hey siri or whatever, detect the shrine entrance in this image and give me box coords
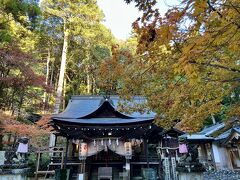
[86,149,126,180]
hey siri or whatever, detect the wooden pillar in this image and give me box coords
[72,143,75,157]
[125,158,130,180]
[35,152,41,180]
[237,144,240,159]
[61,150,64,169]
[144,138,149,168]
[64,138,69,168]
[227,147,234,169]
[199,144,208,161]
[83,159,86,173]
[53,135,58,157]
[68,140,73,157]
[80,159,86,173]
[54,135,58,146]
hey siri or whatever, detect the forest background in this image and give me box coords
[0,0,239,148]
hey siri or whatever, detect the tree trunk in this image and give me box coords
[92,75,96,94]
[50,59,54,87]
[63,78,66,110]
[50,20,68,148]
[85,45,92,94]
[17,91,25,117]
[48,58,55,110]
[53,21,69,114]
[0,135,3,151]
[43,48,51,113]
[10,89,16,113]
[86,65,91,94]
[211,114,216,124]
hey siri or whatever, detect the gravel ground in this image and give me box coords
[203,170,240,180]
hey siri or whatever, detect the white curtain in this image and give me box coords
[86,139,127,157]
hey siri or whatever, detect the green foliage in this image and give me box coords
[0,0,40,24]
[0,0,41,43]
[28,152,51,175]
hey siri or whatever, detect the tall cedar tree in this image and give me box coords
[41,0,104,114]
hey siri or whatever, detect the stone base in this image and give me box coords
[77,173,88,180]
[0,174,27,180]
[178,172,203,180]
[0,151,5,165]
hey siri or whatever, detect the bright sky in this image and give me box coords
[97,0,179,40]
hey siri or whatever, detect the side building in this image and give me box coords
[182,121,240,170]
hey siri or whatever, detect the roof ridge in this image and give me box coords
[203,122,223,129]
[71,95,120,100]
[71,95,147,99]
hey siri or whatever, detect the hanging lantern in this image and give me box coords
[124,142,132,159]
[79,142,88,160]
[116,138,119,146]
[104,145,108,152]
[131,139,135,146]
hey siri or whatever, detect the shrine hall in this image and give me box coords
[49,95,183,180]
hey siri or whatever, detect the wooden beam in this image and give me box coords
[34,170,55,174]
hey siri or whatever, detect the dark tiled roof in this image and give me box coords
[52,95,155,119]
[51,96,155,126]
[233,127,240,134]
[215,129,231,140]
[182,122,240,144]
[180,123,225,142]
[199,123,225,136]
[180,134,214,141]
